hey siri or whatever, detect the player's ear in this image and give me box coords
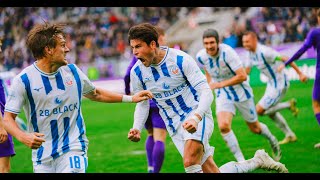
[45,46,53,56]
[150,40,157,49]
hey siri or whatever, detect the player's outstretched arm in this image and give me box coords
[84,87,153,103]
[277,56,308,83]
[209,67,247,90]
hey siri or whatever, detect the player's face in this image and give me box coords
[203,37,218,56]
[242,35,256,52]
[51,34,70,66]
[130,39,157,67]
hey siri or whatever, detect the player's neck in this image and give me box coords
[153,48,166,65]
[35,59,61,74]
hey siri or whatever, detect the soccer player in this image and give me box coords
[242,31,308,145]
[1,22,153,173]
[278,8,320,149]
[124,26,167,173]
[127,23,288,173]
[0,37,16,173]
[196,29,281,162]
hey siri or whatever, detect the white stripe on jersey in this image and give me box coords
[5,62,95,164]
[130,46,209,136]
[196,44,253,102]
[244,43,288,89]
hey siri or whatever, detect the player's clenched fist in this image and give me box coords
[0,126,8,143]
[128,128,141,142]
[22,132,46,149]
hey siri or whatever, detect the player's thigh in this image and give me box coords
[150,106,166,129]
[258,86,286,110]
[0,156,10,172]
[215,98,236,116]
[153,128,167,142]
[33,161,55,173]
[216,111,234,129]
[55,151,88,173]
[235,98,258,123]
[172,113,214,165]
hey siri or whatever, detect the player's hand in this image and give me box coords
[277,64,285,72]
[298,73,308,83]
[132,90,153,103]
[182,117,199,134]
[128,128,141,142]
[0,126,8,144]
[22,132,46,149]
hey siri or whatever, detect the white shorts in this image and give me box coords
[171,113,215,165]
[258,83,289,110]
[33,151,88,173]
[216,97,258,123]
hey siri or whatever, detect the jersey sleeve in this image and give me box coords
[183,54,213,118]
[225,48,243,71]
[195,51,205,69]
[242,51,252,68]
[73,65,96,95]
[264,46,281,62]
[124,57,138,95]
[182,54,207,89]
[4,76,26,114]
[130,66,145,95]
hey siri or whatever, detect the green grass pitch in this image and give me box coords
[10,81,320,173]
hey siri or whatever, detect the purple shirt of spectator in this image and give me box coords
[284,27,320,101]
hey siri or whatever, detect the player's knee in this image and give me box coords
[218,123,231,133]
[0,165,10,173]
[183,159,198,168]
[256,109,264,116]
[248,123,261,134]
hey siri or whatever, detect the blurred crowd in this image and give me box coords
[0,7,318,79]
[0,7,186,75]
[222,7,319,48]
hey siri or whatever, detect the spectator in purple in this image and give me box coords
[278,8,320,149]
[0,37,16,173]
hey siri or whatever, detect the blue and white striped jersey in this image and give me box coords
[196,44,253,102]
[244,43,288,89]
[5,62,95,164]
[130,46,210,136]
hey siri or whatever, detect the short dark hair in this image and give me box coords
[203,29,219,43]
[128,23,159,47]
[26,23,66,59]
[243,31,258,39]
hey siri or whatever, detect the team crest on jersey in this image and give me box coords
[65,76,73,86]
[144,76,152,81]
[171,66,179,75]
[54,97,62,104]
[162,82,170,90]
